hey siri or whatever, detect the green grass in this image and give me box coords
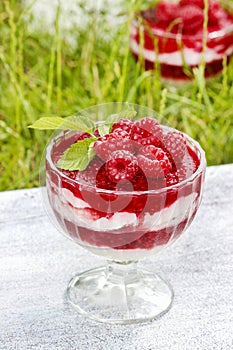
[0,0,233,191]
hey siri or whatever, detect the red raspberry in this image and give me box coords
[117,168,149,192]
[165,171,179,187]
[106,150,138,183]
[77,158,104,185]
[77,157,116,190]
[110,128,130,138]
[137,145,172,179]
[163,147,198,187]
[176,164,192,181]
[138,144,171,166]
[176,5,204,33]
[131,169,149,191]
[130,117,163,148]
[96,163,117,190]
[176,152,198,181]
[162,131,187,164]
[111,118,134,134]
[155,1,178,26]
[94,130,134,161]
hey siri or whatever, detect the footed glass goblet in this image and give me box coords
[42,103,206,324]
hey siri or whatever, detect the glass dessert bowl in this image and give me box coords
[41,103,206,324]
[130,0,233,81]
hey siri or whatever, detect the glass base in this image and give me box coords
[67,263,174,324]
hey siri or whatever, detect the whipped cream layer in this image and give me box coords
[130,37,233,66]
[49,184,197,233]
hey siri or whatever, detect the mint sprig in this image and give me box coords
[56,137,97,171]
[29,106,137,171]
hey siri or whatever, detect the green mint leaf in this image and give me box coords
[56,137,97,171]
[98,106,137,137]
[28,115,95,133]
[28,117,68,130]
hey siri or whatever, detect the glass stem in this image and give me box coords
[105,260,139,285]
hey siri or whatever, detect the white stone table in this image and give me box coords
[0,164,233,350]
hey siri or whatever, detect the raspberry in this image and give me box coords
[138,144,171,167]
[106,150,138,183]
[77,158,104,186]
[165,171,179,187]
[111,118,134,134]
[130,117,163,148]
[96,163,117,190]
[77,158,118,213]
[110,128,130,139]
[137,145,172,179]
[164,145,198,187]
[176,5,204,33]
[77,157,117,192]
[131,169,149,191]
[94,130,134,161]
[162,131,187,164]
[155,1,178,26]
[117,168,149,192]
[176,164,192,181]
[176,151,198,181]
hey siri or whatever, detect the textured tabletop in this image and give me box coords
[0,164,233,350]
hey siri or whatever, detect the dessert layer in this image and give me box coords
[48,183,197,232]
[57,209,192,257]
[130,37,233,66]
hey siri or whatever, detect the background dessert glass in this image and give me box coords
[130,0,233,81]
[41,103,206,324]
